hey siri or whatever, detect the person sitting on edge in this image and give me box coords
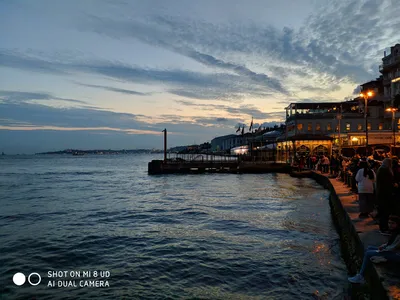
[348,215,400,284]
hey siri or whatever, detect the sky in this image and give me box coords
[1,0,399,154]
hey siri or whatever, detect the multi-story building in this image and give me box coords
[380,43,400,101]
[281,99,398,156]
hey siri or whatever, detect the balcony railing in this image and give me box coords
[382,56,400,69]
[286,112,365,121]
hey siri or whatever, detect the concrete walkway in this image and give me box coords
[325,173,400,299]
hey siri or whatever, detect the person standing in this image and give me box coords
[376,158,394,234]
[355,160,375,218]
[392,158,400,215]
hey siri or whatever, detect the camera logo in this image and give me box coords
[13,272,41,286]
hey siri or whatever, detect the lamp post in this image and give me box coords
[386,107,398,148]
[359,90,373,156]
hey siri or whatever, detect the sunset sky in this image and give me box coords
[1,0,399,153]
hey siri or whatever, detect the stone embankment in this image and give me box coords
[311,171,400,300]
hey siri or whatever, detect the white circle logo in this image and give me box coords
[28,273,41,286]
[13,273,26,286]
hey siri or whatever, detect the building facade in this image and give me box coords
[283,99,399,153]
[380,43,400,101]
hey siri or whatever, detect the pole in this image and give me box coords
[393,110,396,147]
[338,105,342,155]
[364,96,369,156]
[162,128,167,162]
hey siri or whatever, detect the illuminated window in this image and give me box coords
[346,123,351,131]
[316,123,321,131]
[367,123,371,130]
[357,124,362,130]
[379,123,383,130]
[327,123,332,131]
[398,119,400,130]
[297,123,303,131]
[335,125,339,132]
[308,123,312,131]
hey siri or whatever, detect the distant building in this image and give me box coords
[379,43,400,101]
[211,134,246,151]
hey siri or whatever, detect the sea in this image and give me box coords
[0,154,351,299]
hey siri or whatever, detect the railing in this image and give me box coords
[166,153,238,163]
[382,56,400,68]
[286,112,364,121]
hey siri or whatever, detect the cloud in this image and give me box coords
[0,50,255,102]
[75,83,151,96]
[0,90,88,105]
[175,100,285,120]
[0,95,270,140]
[78,0,400,96]
[0,101,147,130]
[0,50,68,75]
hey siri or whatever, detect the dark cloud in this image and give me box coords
[0,102,146,129]
[0,50,68,75]
[79,0,399,88]
[0,90,88,105]
[353,86,362,95]
[216,118,229,122]
[76,83,151,96]
[168,89,244,102]
[0,50,255,102]
[80,16,289,95]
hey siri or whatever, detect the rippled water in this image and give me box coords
[0,154,349,299]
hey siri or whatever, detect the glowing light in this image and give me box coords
[360,91,374,98]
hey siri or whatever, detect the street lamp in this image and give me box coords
[360,90,374,156]
[386,107,398,148]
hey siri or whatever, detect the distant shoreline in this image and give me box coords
[35,149,163,155]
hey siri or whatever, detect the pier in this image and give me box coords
[148,154,290,174]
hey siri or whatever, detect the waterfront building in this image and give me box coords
[379,44,400,102]
[279,97,399,158]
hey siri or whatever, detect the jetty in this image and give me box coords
[148,128,290,174]
[148,154,290,174]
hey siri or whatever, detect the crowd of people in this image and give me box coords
[294,150,400,285]
[296,152,400,223]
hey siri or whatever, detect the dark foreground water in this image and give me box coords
[0,154,349,299]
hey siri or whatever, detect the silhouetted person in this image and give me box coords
[376,158,394,234]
